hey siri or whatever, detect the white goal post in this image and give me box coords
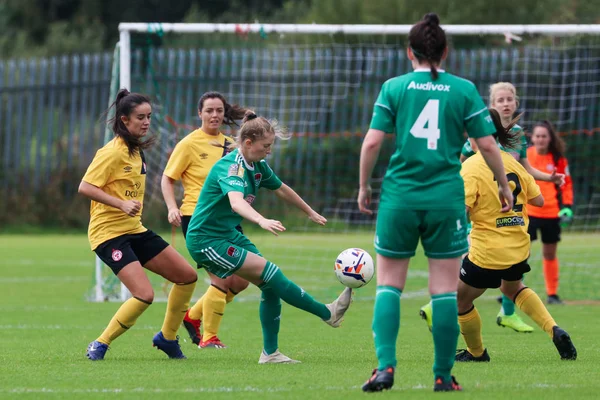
[90,22,600,302]
[117,23,600,91]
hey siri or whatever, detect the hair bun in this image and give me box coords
[116,88,131,104]
[423,13,440,26]
[243,110,258,123]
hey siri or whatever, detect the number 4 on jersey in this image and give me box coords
[410,99,440,150]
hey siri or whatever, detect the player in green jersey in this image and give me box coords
[358,13,514,393]
[185,111,353,364]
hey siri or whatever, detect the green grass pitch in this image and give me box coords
[0,232,598,399]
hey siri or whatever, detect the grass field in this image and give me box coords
[0,232,599,399]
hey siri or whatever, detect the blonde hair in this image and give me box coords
[214,110,290,151]
[489,82,520,108]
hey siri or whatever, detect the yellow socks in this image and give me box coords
[161,281,197,340]
[515,288,556,338]
[97,297,151,345]
[226,289,236,304]
[458,306,484,357]
[202,285,227,341]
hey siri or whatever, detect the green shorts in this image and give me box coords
[186,232,261,279]
[374,207,469,259]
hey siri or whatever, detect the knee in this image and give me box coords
[181,268,198,285]
[457,298,473,314]
[230,276,250,293]
[500,282,524,300]
[132,289,154,304]
[543,253,557,261]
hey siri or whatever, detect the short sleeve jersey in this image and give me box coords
[370,69,496,210]
[461,124,527,161]
[81,137,147,250]
[163,129,232,215]
[462,151,541,269]
[186,149,283,239]
[526,147,573,218]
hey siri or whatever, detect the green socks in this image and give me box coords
[501,294,515,316]
[260,261,330,321]
[259,288,281,355]
[431,292,459,382]
[372,285,402,370]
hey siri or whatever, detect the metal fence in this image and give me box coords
[1,45,599,227]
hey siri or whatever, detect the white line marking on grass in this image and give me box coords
[3,383,579,394]
[3,259,91,267]
[0,276,87,283]
[0,324,161,331]
[0,305,94,312]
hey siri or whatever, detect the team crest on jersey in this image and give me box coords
[254,173,262,187]
[112,249,123,262]
[226,246,240,258]
[228,163,245,178]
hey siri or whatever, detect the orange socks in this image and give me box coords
[543,258,559,296]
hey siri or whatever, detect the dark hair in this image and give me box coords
[408,13,447,80]
[533,120,566,161]
[105,89,155,156]
[198,91,249,127]
[489,108,522,150]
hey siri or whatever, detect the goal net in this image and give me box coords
[89,23,600,303]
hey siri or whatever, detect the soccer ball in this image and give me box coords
[334,248,374,288]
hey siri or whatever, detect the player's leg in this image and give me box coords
[541,218,561,303]
[187,237,351,362]
[179,216,204,344]
[362,208,419,393]
[500,262,576,360]
[422,209,468,392]
[87,236,154,360]
[454,256,494,362]
[140,231,197,359]
[186,224,251,348]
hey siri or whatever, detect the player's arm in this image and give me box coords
[161,175,183,227]
[227,191,285,236]
[358,128,386,214]
[522,168,545,208]
[474,136,513,212]
[78,181,140,217]
[557,157,574,225]
[520,158,565,186]
[528,194,544,207]
[162,144,189,226]
[273,183,326,226]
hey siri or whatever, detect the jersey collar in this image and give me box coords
[238,151,254,171]
[413,67,445,73]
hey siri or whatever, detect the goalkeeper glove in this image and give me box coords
[558,207,573,227]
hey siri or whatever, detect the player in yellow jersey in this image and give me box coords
[80,89,197,361]
[161,92,251,349]
[454,109,576,362]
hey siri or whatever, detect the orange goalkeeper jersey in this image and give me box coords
[526,146,573,219]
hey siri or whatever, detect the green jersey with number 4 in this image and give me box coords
[370,68,496,210]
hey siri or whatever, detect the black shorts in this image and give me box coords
[94,230,169,275]
[460,255,531,289]
[528,216,561,244]
[181,216,243,239]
